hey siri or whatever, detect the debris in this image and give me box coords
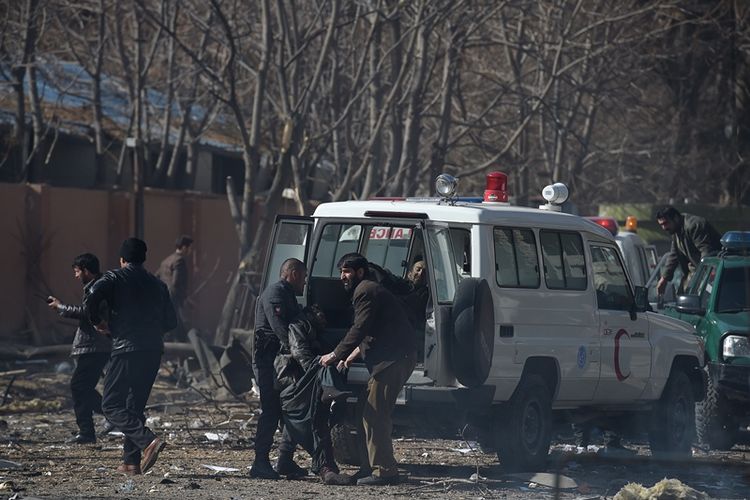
[118,479,135,493]
[614,478,709,500]
[0,459,23,470]
[185,481,201,489]
[0,480,16,491]
[54,361,73,374]
[159,478,176,484]
[505,472,578,490]
[420,452,429,458]
[469,472,486,482]
[202,464,240,472]
[204,432,229,442]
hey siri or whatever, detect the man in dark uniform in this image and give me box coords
[156,235,193,342]
[250,258,307,480]
[85,238,177,476]
[320,253,417,486]
[48,253,112,444]
[656,206,722,294]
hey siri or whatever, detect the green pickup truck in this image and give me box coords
[656,231,750,449]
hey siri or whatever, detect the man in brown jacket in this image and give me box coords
[320,253,417,486]
[156,235,193,341]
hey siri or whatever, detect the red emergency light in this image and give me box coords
[586,216,619,236]
[484,171,508,203]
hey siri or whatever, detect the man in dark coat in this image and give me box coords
[656,206,722,294]
[85,238,177,476]
[156,235,193,341]
[320,253,417,486]
[250,258,307,480]
[48,253,112,444]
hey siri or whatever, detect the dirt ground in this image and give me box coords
[1,361,749,500]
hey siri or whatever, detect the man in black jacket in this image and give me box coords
[656,206,722,294]
[48,253,112,444]
[320,253,417,486]
[250,258,307,480]
[85,238,177,476]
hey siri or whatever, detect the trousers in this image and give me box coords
[70,352,109,436]
[102,351,161,465]
[362,353,416,478]
[252,345,295,461]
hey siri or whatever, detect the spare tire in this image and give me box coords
[451,278,494,387]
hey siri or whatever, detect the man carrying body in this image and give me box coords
[85,238,177,475]
[156,235,193,342]
[250,258,307,480]
[320,253,417,486]
[48,253,112,444]
[656,206,722,295]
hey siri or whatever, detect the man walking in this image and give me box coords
[656,206,722,294]
[320,253,417,486]
[250,258,307,480]
[85,238,177,475]
[47,253,112,444]
[156,235,193,342]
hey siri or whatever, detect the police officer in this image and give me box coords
[250,258,307,480]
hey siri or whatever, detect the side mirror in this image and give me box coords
[675,294,705,316]
[633,286,649,312]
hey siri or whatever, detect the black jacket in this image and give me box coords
[56,275,112,356]
[662,213,722,280]
[85,264,177,356]
[253,280,301,354]
[333,278,416,375]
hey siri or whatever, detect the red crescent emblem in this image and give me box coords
[614,328,631,381]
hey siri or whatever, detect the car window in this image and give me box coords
[450,228,472,277]
[312,223,413,278]
[540,231,587,290]
[426,225,460,303]
[494,227,540,288]
[698,265,717,310]
[716,265,750,313]
[591,245,632,311]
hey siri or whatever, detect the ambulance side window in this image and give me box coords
[494,227,540,288]
[312,224,361,278]
[540,231,587,290]
[591,245,632,310]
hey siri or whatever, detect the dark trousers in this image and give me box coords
[252,346,295,461]
[363,354,416,478]
[70,352,109,436]
[102,351,161,465]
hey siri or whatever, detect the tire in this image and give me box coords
[696,368,737,450]
[330,421,362,466]
[648,370,695,458]
[494,375,552,471]
[451,278,495,388]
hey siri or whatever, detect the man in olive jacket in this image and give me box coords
[656,206,722,294]
[48,253,112,444]
[320,253,416,486]
[85,238,177,476]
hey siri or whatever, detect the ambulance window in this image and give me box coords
[312,223,361,277]
[591,245,632,310]
[494,227,539,288]
[540,231,587,290]
[450,228,471,276]
[362,226,412,276]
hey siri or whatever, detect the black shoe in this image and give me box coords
[351,467,373,481]
[356,473,400,486]
[320,466,352,485]
[250,459,280,480]
[275,455,307,478]
[66,433,96,444]
[99,419,116,436]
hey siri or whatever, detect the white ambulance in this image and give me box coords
[260,173,706,471]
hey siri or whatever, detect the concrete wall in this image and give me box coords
[0,183,255,345]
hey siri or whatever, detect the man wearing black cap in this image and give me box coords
[156,235,193,342]
[85,237,177,476]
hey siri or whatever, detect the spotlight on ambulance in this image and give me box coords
[539,182,569,211]
[435,174,458,199]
